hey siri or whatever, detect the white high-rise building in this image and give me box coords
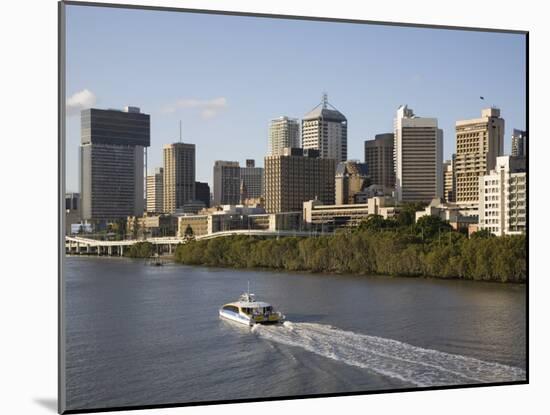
[146,167,164,213]
[269,116,300,156]
[393,105,443,203]
[302,94,347,162]
[479,156,526,236]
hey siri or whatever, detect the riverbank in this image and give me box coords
[174,229,526,283]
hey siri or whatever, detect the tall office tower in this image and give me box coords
[213,161,241,205]
[240,159,264,199]
[335,161,370,205]
[195,181,211,208]
[264,148,335,213]
[364,133,395,189]
[455,108,504,209]
[80,107,150,221]
[479,155,526,236]
[393,105,443,203]
[443,156,456,203]
[302,93,347,162]
[146,167,164,213]
[163,143,196,214]
[511,129,527,157]
[269,116,300,156]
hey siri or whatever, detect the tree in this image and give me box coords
[184,224,195,239]
[358,214,387,231]
[395,202,426,227]
[415,215,452,240]
[470,228,494,239]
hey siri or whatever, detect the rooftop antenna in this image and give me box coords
[322,92,328,109]
[179,120,182,143]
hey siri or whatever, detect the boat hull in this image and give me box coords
[219,309,254,326]
[219,309,284,326]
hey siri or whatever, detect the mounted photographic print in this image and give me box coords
[59,1,528,413]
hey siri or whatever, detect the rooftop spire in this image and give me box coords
[322,92,328,109]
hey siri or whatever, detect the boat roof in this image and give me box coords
[224,301,272,308]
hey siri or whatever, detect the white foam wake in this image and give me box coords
[252,322,525,387]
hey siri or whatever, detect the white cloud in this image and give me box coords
[161,97,228,119]
[66,89,96,116]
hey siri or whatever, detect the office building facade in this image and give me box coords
[443,156,456,203]
[455,108,504,209]
[511,129,527,157]
[195,181,211,208]
[163,143,196,214]
[364,133,395,190]
[80,107,150,221]
[213,161,241,205]
[269,116,300,156]
[394,105,443,203]
[302,94,347,162]
[335,161,370,205]
[146,167,164,214]
[240,159,264,199]
[264,148,335,213]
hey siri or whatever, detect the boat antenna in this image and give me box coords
[247,280,250,295]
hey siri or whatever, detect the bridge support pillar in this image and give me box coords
[120,245,124,256]
[168,244,172,255]
[86,245,91,254]
[108,246,112,256]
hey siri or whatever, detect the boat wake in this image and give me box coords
[251,321,525,387]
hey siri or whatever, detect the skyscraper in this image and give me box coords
[335,161,370,205]
[393,105,443,203]
[146,167,164,214]
[195,181,211,208]
[264,148,335,213]
[364,133,395,190]
[269,116,300,156]
[302,94,347,162]
[455,108,504,209]
[213,161,241,205]
[80,106,150,221]
[240,159,264,199]
[479,155,526,236]
[163,143,196,214]
[511,129,527,157]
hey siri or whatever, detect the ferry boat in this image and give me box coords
[219,289,284,326]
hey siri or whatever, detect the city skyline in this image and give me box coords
[65,5,526,192]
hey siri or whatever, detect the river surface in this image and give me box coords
[64,256,526,411]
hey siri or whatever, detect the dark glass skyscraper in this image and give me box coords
[80,107,150,221]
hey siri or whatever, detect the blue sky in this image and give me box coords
[65,4,526,192]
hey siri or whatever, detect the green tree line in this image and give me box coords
[174,214,526,283]
[125,241,155,258]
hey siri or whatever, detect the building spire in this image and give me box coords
[322,92,328,109]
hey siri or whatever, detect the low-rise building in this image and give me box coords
[178,215,209,237]
[177,207,302,237]
[127,214,178,238]
[176,200,206,215]
[415,198,479,232]
[303,196,395,231]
